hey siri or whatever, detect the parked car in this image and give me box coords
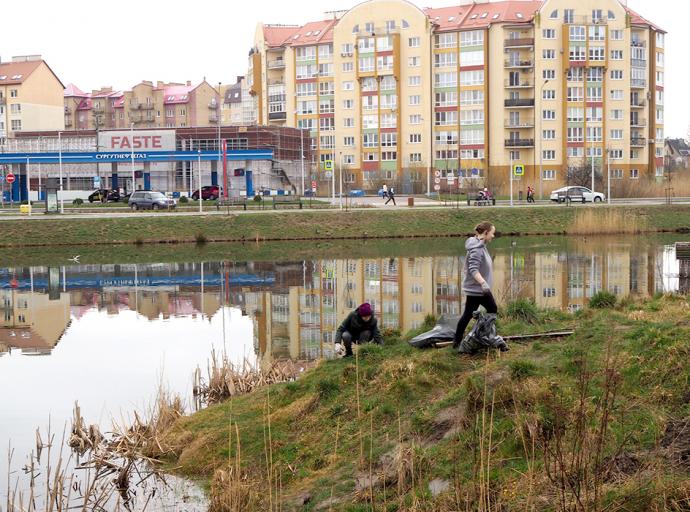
[120,192,132,203]
[128,191,177,210]
[191,185,220,201]
[88,189,120,203]
[550,186,605,203]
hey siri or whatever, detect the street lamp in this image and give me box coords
[217,82,222,196]
[130,122,135,193]
[538,79,550,200]
[58,131,64,213]
[607,144,611,204]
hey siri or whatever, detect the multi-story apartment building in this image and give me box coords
[248,0,664,195]
[0,56,64,142]
[64,80,224,131]
[222,76,258,125]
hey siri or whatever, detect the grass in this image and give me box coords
[153,294,690,511]
[0,204,690,248]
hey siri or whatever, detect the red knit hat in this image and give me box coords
[358,303,373,317]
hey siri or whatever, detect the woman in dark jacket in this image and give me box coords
[453,221,497,351]
[334,302,382,357]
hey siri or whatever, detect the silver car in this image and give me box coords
[550,186,605,203]
[128,191,177,210]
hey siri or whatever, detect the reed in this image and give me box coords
[567,207,647,235]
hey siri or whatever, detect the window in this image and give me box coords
[320,118,335,132]
[460,90,483,105]
[567,67,584,82]
[460,30,484,47]
[342,62,353,72]
[377,55,394,71]
[435,72,457,87]
[358,37,374,51]
[586,107,602,122]
[543,29,556,39]
[381,151,397,161]
[409,133,421,143]
[362,95,378,111]
[589,47,605,61]
[341,43,353,55]
[610,29,623,41]
[343,117,354,128]
[9,89,18,98]
[630,169,639,179]
[609,149,623,159]
[543,150,556,160]
[381,132,397,147]
[409,114,422,124]
[11,119,21,131]
[567,87,584,101]
[610,70,623,80]
[344,136,355,147]
[343,155,355,166]
[460,109,484,125]
[386,20,395,31]
[543,69,555,80]
[435,91,458,107]
[612,168,623,179]
[611,50,623,60]
[656,71,664,86]
[543,49,556,59]
[567,107,584,122]
[569,26,585,42]
[543,89,556,100]
[434,52,457,68]
[297,82,317,96]
[657,52,664,67]
[567,127,583,142]
[461,50,484,66]
[434,33,457,49]
[365,22,374,33]
[435,111,458,126]
[409,95,421,106]
[543,169,556,180]
[318,44,333,59]
[564,9,574,23]
[435,131,458,145]
[343,99,354,110]
[359,56,375,72]
[567,147,584,158]
[509,150,520,160]
[610,89,623,100]
[610,109,624,120]
[543,110,556,120]
[586,126,602,141]
[381,113,396,128]
[363,133,378,148]
[549,9,558,19]
[342,81,354,91]
[589,26,605,41]
[460,70,483,86]
[656,32,665,48]
[296,46,316,61]
[408,75,421,86]
[569,46,586,61]
[319,135,334,149]
[460,129,484,145]
[408,56,421,67]
[10,103,21,114]
[409,153,422,163]
[587,86,602,101]
[543,129,556,140]
[408,37,420,47]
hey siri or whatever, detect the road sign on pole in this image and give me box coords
[513,164,525,177]
[324,160,333,172]
[6,173,15,184]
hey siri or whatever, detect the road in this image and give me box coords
[0,196,687,221]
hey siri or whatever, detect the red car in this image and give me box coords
[191,185,220,200]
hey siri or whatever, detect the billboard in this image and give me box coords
[98,130,176,152]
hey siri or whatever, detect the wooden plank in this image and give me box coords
[431,330,574,348]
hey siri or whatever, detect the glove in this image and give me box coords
[481,282,491,295]
[334,343,345,356]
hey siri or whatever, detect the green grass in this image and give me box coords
[1,204,690,248]
[156,295,690,510]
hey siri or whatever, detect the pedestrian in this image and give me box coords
[334,302,383,357]
[526,186,535,203]
[385,186,396,205]
[382,183,388,201]
[453,221,498,352]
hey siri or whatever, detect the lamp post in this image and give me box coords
[217,82,222,196]
[58,131,64,213]
[339,151,343,210]
[538,79,549,200]
[198,149,203,213]
[130,122,135,193]
[300,130,305,196]
[607,145,611,204]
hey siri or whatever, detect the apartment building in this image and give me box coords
[247,0,664,195]
[0,56,64,141]
[64,80,224,131]
[222,76,258,125]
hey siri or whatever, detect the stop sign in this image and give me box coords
[6,173,15,184]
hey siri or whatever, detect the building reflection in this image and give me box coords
[0,241,682,359]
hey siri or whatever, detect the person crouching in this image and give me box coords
[334,302,383,357]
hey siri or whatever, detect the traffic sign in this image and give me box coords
[513,164,525,177]
[324,171,333,179]
[0,175,4,183]
[6,173,16,184]
[324,160,333,171]
[93,176,101,188]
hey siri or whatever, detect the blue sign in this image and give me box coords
[0,175,4,182]
[93,176,101,188]
[0,149,274,165]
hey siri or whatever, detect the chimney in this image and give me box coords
[186,80,192,86]
[236,75,245,83]
[157,81,164,88]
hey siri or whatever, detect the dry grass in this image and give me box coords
[567,208,647,235]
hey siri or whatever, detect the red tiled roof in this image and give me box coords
[625,6,663,33]
[163,84,194,104]
[425,1,542,31]
[77,98,92,111]
[64,83,87,97]
[0,60,44,85]
[289,19,337,46]
[263,25,301,47]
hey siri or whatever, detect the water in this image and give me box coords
[0,235,687,508]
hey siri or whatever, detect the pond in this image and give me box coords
[0,234,686,509]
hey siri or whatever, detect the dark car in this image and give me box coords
[191,185,220,201]
[128,191,177,210]
[88,189,120,203]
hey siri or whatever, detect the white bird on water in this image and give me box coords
[69,255,80,263]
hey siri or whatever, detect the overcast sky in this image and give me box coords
[2,0,686,137]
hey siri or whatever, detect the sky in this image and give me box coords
[2,0,687,137]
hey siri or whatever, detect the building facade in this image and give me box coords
[0,56,65,143]
[247,0,665,195]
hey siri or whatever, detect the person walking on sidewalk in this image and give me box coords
[526,186,535,203]
[385,186,396,205]
[453,221,498,352]
[382,183,388,201]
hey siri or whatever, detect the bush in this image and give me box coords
[589,290,617,309]
[504,298,539,324]
[253,194,263,203]
[195,232,208,245]
[509,360,539,380]
[72,198,84,206]
[179,196,189,204]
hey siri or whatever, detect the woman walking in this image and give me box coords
[453,221,497,352]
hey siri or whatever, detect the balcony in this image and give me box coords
[564,14,610,24]
[630,98,646,108]
[208,99,218,109]
[140,103,154,110]
[64,117,73,127]
[504,79,532,88]
[504,98,534,108]
[631,39,647,48]
[504,59,533,69]
[92,104,105,113]
[630,118,647,127]
[504,120,534,128]
[505,138,534,148]
[64,105,71,113]
[209,112,219,123]
[0,96,6,105]
[504,37,534,48]
[631,79,647,88]
[268,59,286,70]
[269,111,287,121]
[630,137,646,147]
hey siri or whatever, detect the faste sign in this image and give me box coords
[98,130,175,152]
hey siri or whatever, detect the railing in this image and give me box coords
[631,40,647,48]
[630,118,647,127]
[64,118,73,126]
[92,104,105,113]
[504,120,534,128]
[631,58,646,68]
[268,59,286,69]
[630,99,646,107]
[504,37,534,48]
[564,15,611,24]
[267,79,284,86]
[504,60,533,68]
[209,113,219,122]
[505,98,535,107]
[268,111,287,121]
[505,138,534,147]
[504,79,533,88]
[208,100,218,109]
[631,79,647,88]
[630,137,646,147]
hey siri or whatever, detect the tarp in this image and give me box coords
[408,315,460,348]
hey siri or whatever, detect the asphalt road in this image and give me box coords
[0,196,687,221]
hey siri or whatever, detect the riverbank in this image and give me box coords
[0,204,689,248]
[155,294,690,511]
